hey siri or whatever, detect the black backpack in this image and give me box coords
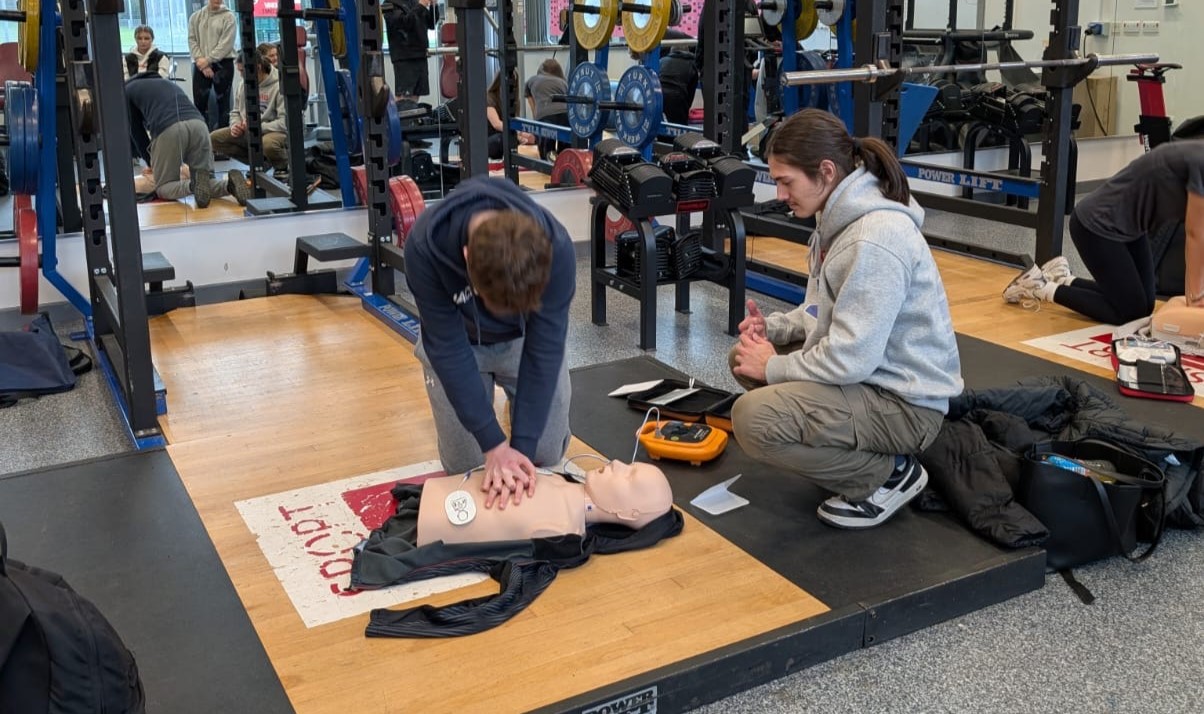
[0,314,93,408]
[0,521,146,713]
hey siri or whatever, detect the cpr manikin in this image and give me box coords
[417,460,673,546]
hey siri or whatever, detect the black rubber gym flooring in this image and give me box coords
[0,450,293,714]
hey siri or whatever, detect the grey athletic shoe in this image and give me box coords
[226,169,251,206]
[191,168,213,208]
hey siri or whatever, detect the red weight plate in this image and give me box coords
[396,179,419,240]
[605,209,636,243]
[18,203,38,314]
[398,176,426,246]
[351,165,369,204]
[392,175,421,239]
[550,149,593,187]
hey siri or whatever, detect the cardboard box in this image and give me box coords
[1073,75,1119,137]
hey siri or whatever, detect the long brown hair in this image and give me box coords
[487,70,521,116]
[539,58,565,79]
[766,109,910,205]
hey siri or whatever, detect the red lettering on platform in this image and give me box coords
[291,518,331,536]
[304,530,362,557]
[278,504,314,520]
[320,558,353,580]
[1061,340,1113,360]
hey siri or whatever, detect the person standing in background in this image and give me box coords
[385,0,436,104]
[188,0,237,131]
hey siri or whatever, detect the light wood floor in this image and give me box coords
[154,295,826,714]
[150,238,1199,713]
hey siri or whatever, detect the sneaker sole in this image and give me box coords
[193,171,213,208]
[817,467,929,530]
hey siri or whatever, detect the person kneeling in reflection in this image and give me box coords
[350,460,682,637]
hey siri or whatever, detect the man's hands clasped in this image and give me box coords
[480,442,537,510]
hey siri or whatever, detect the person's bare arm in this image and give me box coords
[486,105,503,132]
[1187,190,1204,306]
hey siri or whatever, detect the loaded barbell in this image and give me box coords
[557,62,664,147]
[758,0,819,40]
[571,0,691,54]
[781,52,1162,87]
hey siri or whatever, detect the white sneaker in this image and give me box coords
[1003,264,1047,305]
[1040,256,1074,286]
[816,456,929,529]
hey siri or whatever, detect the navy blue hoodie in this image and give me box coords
[403,177,576,458]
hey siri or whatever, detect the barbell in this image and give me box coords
[558,62,664,147]
[781,52,1162,87]
[571,0,690,54]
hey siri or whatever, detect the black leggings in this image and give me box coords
[1055,213,1156,324]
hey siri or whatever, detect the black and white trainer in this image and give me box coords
[816,455,929,529]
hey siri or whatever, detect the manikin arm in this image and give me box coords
[1186,190,1204,307]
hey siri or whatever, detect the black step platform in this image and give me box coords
[296,232,371,265]
[0,451,293,714]
[141,251,175,285]
[559,333,1203,713]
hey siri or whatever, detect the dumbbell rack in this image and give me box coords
[589,194,748,351]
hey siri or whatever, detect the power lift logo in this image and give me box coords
[1023,325,1204,397]
[914,166,1005,192]
[582,686,658,714]
[235,462,490,628]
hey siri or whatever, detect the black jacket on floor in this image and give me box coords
[918,376,1204,548]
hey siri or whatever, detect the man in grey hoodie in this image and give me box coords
[730,110,963,530]
[209,50,290,174]
[188,0,237,130]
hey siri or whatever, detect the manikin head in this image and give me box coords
[583,460,673,530]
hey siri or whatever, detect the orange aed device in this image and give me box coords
[638,420,728,466]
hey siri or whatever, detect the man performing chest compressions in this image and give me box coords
[416,460,673,545]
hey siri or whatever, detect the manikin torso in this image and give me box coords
[417,471,586,546]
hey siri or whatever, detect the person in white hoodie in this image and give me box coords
[209,49,290,174]
[730,109,964,530]
[188,0,237,130]
[123,25,170,80]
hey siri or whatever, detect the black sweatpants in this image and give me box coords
[192,58,236,131]
[1055,212,1156,324]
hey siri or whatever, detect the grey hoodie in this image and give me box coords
[230,65,287,132]
[763,166,963,414]
[187,5,236,63]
